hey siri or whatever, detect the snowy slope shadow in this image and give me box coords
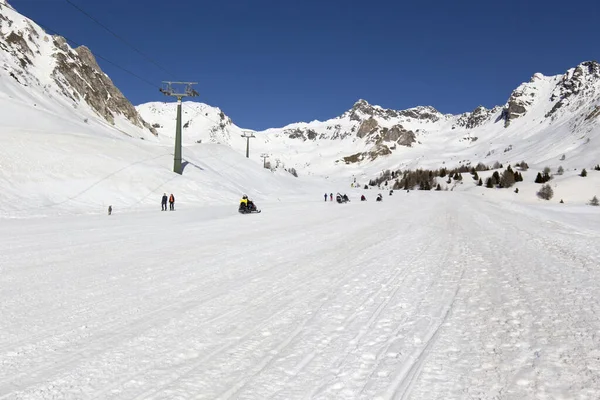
[181,160,204,172]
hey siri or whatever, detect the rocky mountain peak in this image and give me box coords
[51,39,156,134]
[347,99,385,121]
[502,76,542,127]
[456,105,498,129]
[346,99,443,123]
[557,61,600,97]
[545,61,600,119]
[397,106,442,122]
[0,2,156,136]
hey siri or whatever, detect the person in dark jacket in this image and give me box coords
[161,193,168,211]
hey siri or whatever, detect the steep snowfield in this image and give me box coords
[0,1,155,140]
[1,193,599,399]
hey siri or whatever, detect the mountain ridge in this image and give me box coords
[136,61,600,175]
[0,0,156,138]
[2,0,600,180]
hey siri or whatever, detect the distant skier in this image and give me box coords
[330,193,333,201]
[324,193,327,202]
[169,194,175,211]
[161,193,168,211]
[108,205,112,215]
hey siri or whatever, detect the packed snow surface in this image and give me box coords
[1,193,599,399]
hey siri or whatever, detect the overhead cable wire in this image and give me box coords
[64,0,175,78]
[60,0,229,126]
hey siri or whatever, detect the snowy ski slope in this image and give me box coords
[1,193,599,399]
[2,2,600,398]
[0,83,330,218]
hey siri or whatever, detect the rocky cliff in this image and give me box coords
[0,0,156,136]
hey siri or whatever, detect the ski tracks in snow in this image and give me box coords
[1,194,600,399]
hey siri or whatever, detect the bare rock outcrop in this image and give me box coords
[52,38,156,135]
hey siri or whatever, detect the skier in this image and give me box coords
[108,205,112,215]
[324,193,327,202]
[169,194,175,211]
[361,195,366,201]
[330,193,333,201]
[161,193,168,211]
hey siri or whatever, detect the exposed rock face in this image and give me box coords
[585,105,600,121]
[379,124,416,146]
[341,144,393,164]
[357,117,379,138]
[456,106,500,129]
[559,61,600,98]
[0,14,35,69]
[347,100,442,123]
[547,61,600,119]
[0,1,156,137]
[503,90,529,126]
[52,38,156,135]
[348,99,400,121]
[397,106,441,122]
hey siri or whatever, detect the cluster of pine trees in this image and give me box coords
[364,158,600,203]
[480,165,524,188]
[366,162,496,191]
[534,167,552,183]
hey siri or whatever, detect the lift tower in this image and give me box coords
[160,82,199,174]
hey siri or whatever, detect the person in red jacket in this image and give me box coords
[169,193,175,211]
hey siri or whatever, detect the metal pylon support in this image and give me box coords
[260,153,270,168]
[160,82,199,174]
[241,131,255,158]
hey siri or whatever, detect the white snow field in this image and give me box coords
[1,192,599,400]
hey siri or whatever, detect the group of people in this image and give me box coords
[360,193,383,201]
[336,193,350,203]
[323,193,349,203]
[161,193,175,211]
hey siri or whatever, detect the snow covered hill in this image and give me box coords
[138,62,600,181]
[1,0,599,217]
[2,193,599,399]
[0,1,330,218]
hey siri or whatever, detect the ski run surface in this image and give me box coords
[2,193,600,400]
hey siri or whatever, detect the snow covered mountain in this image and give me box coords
[0,1,321,218]
[0,0,156,139]
[1,0,600,217]
[138,62,600,178]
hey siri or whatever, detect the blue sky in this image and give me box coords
[9,0,600,130]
